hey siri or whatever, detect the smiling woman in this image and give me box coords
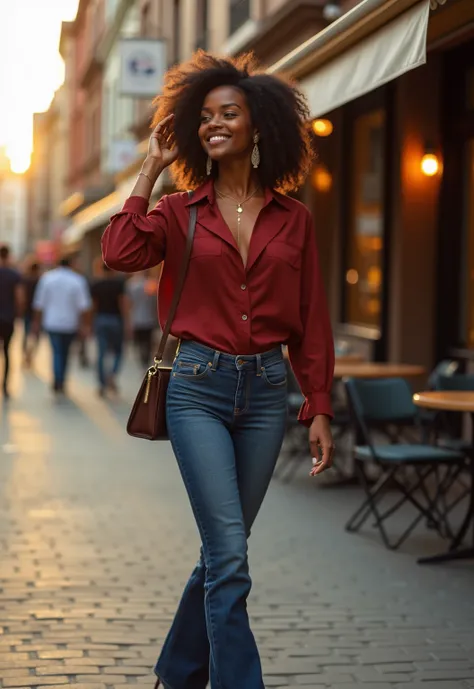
[0,0,79,173]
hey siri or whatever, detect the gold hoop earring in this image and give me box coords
[206,156,212,176]
[251,134,260,169]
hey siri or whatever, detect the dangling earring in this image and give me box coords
[206,156,212,176]
[251,133,260,169]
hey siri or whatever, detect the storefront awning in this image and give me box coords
[269,0,431,117]
[62,191,122,246]
[61,169,170,247]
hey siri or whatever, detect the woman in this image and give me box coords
[102,52,335,689]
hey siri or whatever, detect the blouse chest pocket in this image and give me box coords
[191,235,223,259]
[266,241,301,269]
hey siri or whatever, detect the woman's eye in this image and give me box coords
[200,115,211,123]
[224,112,237,118]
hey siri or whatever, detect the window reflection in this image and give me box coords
[345,109,385,328]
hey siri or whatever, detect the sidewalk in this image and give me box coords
[0,332,473,689]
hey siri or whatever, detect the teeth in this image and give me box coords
[209,136,229,142]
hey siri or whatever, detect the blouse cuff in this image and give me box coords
[118,196,150,215]
[298,392,334,427]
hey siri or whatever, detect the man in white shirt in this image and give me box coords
[33,257,92,393]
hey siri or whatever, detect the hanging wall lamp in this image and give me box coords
[312,119,334,137]
[421,144,441,177]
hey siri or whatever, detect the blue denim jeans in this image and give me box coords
[95,314,124,387]
[48,331,76,389]
[155,340,288,689]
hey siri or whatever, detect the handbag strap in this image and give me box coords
[154,191,197,363]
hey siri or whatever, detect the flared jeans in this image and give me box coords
[155,340,288,689]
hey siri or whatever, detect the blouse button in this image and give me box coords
[241,314,248,321]
[241,284,247,290]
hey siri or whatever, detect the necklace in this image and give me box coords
[215,185,260,249]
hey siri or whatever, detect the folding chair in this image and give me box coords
[344,377,465,550]
[429,373,474,525]
[273,361,306,481]
[275,361,352,482]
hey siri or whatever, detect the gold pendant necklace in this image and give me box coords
[215,186,260,249]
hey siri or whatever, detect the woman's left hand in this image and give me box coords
[309,415,335,476]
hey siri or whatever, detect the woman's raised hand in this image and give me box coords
[147,114,179,170]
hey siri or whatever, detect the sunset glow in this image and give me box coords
[0,0,79,174]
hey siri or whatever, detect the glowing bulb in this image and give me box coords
[346,269,359,285]
[421,153,439,177]
[312,165,332,192]
[312,119,334,137]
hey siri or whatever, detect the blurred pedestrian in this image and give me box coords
[90,262,128,397]
[73,260,92,368]
[0,244,24,399]
[22,259,41,368]
[126,271,158,367]
[102,53,335,689]
[33,256,92,395]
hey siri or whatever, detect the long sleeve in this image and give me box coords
[101,195,169,272]
[287,211,335,425]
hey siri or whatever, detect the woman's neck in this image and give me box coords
[215,158,260,199]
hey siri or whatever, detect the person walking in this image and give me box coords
[102,52,335,689]
[90,262,128,396]
[33,256,92,395]
[0,244,24,399]
[126,271,158,367]
[22,259,41,368]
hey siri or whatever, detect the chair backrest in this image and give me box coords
[345,377,416,423]
[437,373,474,391]
[428,359,459,390]
[344,377,417,452]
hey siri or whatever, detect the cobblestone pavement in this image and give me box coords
[0,334,473,689]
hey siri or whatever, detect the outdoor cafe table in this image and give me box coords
[413,390,474,564]
[334,362,426,379]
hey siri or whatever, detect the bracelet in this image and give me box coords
[139,171,154,184]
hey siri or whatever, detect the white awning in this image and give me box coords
[269,0,431,118]
[62,191,122,246]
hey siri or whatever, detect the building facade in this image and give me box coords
[50,0,474,375]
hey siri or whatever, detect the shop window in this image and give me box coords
[230,0,251,35]
[345,109,385,329]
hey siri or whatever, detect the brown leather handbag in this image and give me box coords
[126,194,197,441]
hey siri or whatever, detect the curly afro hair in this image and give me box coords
[152,51,314,193]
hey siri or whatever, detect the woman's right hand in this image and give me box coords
[146,114,178,171]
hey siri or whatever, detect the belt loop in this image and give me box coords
[256,353,262,376]
[211,350,220,371]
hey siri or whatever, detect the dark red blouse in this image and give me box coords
[102,180,334,423]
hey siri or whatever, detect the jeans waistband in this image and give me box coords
[178,340,283,372]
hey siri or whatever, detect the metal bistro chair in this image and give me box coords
[419,359,459,443]
[344,377,466,550]
[275,359,351,482]
[428,373,474,526]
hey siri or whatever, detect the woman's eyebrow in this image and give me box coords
[201,102,242,112]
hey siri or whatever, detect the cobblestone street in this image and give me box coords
[0,335,473,689]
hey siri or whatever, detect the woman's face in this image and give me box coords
[198,85,254,163]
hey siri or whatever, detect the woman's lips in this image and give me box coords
[208,135,231,146]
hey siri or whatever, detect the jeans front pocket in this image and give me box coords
[260,359,287,387]
[173,358,211,381]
